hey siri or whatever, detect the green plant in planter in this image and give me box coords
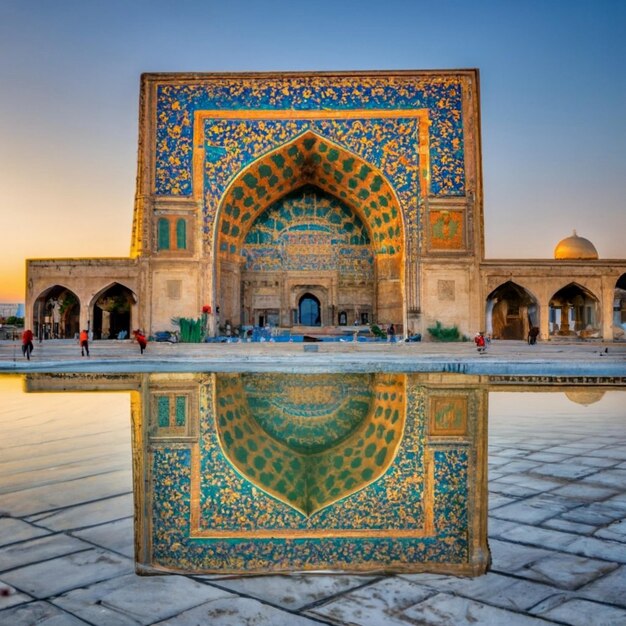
[427,320,463,342]
[172,317,204,342]
[370,324,386,338]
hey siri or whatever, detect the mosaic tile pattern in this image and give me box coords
[215,130,405,258]
[213,374,404,516]
[429,209,465,250]
[146,373,483,574]
[154,75,465,199]
[242,186,374,277]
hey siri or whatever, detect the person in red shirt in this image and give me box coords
[474,331,486,354]
[79,329,90,357]
[22,329,34,360]
[133,329,147,355]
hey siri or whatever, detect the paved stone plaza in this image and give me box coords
[0,340,625,625]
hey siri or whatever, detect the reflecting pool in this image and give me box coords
[2,373,624,578]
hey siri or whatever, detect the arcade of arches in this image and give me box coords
[28,274,138,341]
[24,71,626,342]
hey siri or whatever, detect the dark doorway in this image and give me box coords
[486,281,537,340]
[92,283,135,339]
[299,293,321,326]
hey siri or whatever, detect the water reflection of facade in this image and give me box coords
[24,71,626,341]
[25,371,490,575]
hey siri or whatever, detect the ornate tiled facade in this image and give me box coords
[24,70,626,342]
[142,372,487,575]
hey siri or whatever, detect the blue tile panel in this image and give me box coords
[154,76,465,200]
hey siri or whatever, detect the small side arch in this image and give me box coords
[32,285,81,339]
[89,282,138,340]
[485,281,538,340]
[549,282,600,338]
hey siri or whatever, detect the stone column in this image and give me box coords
[539,296,550,340]
[601,276,616,341]
[559,304,570,334]
[79,295,90,335]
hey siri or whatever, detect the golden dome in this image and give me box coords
[564,390,605,406]
[554,230,599,260]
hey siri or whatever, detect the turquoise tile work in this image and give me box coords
[143,373,488,575]
[242,186,374,276]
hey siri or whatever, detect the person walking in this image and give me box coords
[22,329,34,360]
[474,331,486,354]
[79,329,90,357]
[387,323,396,343]
[528,326,539,345]
[133,329,147,354]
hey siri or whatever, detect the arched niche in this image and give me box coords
[214,373,406,517]
[90,282,137,340]
[485,281,538,340]
[32,285,80,340]
[213,131,405,330]
[549,282,600,338]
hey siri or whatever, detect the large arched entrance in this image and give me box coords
[214,131,404,333]
[486,281,538,340]
[549,283,600,338]
[240,185,375,329]
[32,285,80,339]
[91,283,136,340]
[298,293,321,326]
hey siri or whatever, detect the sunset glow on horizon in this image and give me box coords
[1,0,625,304]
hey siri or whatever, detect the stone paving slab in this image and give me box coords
[71,517,134,558]
[595,519,626,543]
[399,593,556,625]
[577,565,626,608]
[0,582,32,611]
[0,470,131,517]
[0,600,90,625]
[305,577,436,625]
[533,598,626,626]
[52,573,237,626]
[155,596,327,625]
[26,493,133,532]
[490,521,626,564]
[489,494,576,525]
[0,518,49,547]
[519,552,618,590]
[1,548,132,598]
[0,455,131,495]
[210,573,379,611]
[398,572,557,612]
[0,533,92,572]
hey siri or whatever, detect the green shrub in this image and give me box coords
[370,324,386,338]
[172,317,205,342]
[427,320,462,342]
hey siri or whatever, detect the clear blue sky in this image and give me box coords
[1,0,625,302]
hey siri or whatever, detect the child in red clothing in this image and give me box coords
[133,330,147,354]
[474,331,486,354]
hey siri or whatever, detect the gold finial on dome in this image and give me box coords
[554,230,599,260]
